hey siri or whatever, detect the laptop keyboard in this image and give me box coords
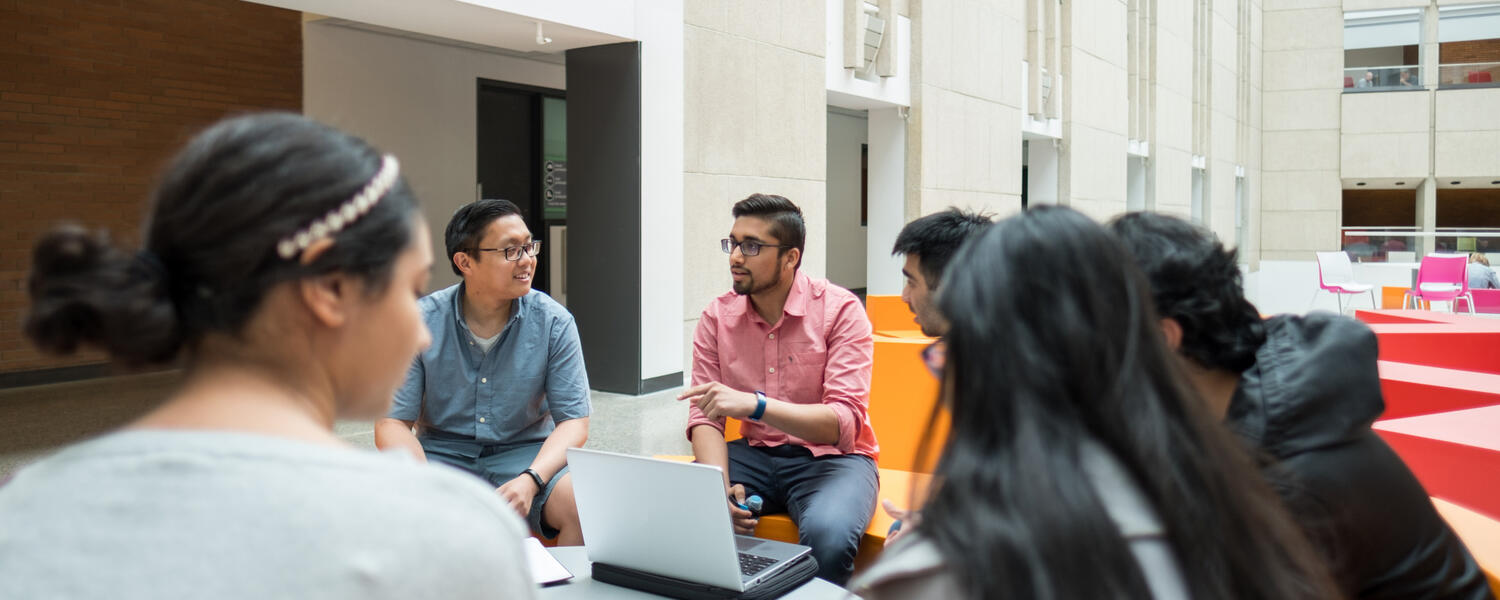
[738,553,777,577]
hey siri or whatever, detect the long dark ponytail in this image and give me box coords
[919,206,1338,599]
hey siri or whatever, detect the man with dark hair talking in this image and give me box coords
[678,193,878,585]
[891,208,994,337]
[1109,212,1491,600]
[879,208,992,542]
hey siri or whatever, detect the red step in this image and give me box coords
[1375,405,1500,521]
[1355,310,1500,375]
[1378,361,1500,419]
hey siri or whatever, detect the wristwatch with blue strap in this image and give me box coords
[749,390,768,421]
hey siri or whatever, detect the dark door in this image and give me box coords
[476,81,563,295]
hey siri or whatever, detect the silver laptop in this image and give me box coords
[567,448,812,592]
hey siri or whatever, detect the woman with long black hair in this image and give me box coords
[851,206,1338,599]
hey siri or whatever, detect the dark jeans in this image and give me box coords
[726,439,878,585]
[419,432,566,539]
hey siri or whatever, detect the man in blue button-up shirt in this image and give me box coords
[376,199,591,545]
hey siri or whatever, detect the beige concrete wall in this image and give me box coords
[1060,0,1130,221]
[908,0,1024,220]
[1260,0,1343,260]
[1434,88,1500,179]
[682,0,828,368]
[302,21,567,290]
[1245,0,1265,264]
[1151,0,1197,218]
[1068,0,1260,239]
[1208,0,1240,242]
[1341,91,1431,180]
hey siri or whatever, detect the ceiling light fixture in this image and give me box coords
[535,22,553,46]
[1395,181,1405,186]
[1356,182,1366,186]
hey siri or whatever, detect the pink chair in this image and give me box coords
[1404,254,1474,313]
[1316,251,1376,313]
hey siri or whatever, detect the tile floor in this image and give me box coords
[0,371,691,479]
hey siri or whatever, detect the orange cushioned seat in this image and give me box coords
[1433,498,1500,598]
[865,295,918,333]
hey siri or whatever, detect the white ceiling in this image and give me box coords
[247,0,631,54]
[1343,177,1500,189]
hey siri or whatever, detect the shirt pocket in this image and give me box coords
[784,349,828,388]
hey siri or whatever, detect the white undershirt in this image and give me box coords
[470,330,502,354]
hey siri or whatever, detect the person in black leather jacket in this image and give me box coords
[1109,212,1493,600]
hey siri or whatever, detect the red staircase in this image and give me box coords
[1356,309,1500,594]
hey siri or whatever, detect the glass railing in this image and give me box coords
[1341,227,1500,261]
[1341,227,1418,262]
[1343,65,1423,91]
[1436,62,1500,88]
[1435,228,1500,254]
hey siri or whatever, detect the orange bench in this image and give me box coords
[1433,498,1500,597]
[866,294,919,333]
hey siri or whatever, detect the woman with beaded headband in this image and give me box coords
[0,113,537,599]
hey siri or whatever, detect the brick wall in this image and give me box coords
[1440,39,1500,65]
[0,0,301,374]
[1342,189,1417,228]
[1436,189,1500,229]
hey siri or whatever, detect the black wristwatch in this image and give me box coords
[520,468,546,489]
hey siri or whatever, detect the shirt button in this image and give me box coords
[481,377,488,383]
[768,367,776,374]
[479,417,487,423]
[768,333,775,340]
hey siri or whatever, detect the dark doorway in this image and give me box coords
[476,79,565,295]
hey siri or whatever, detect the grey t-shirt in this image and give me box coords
[0,430,537,600]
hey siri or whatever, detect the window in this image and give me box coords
[1435,189,1500,253]
[1127,156,1147,211]
[1438,4,1500,87]
[1234,173,1246,258]
[1343,9,1422,92]
[1341,189,1417,262]
[1190,166,1207,225]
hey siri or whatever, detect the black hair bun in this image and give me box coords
[25,224,182,366]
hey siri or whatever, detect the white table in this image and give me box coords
[538,547,850,599]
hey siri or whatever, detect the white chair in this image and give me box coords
[1316,251,1377,314]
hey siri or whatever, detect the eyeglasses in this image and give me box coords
[921,339,946,379]
[470,240,542,262]
[721,238,793,257]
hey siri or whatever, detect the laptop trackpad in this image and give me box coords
[735,536,764,552]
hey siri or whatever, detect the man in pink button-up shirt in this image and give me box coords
[677,194,878,585]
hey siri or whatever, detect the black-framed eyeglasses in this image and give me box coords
[921,339,946,379]
[721,238,793,257]
[470,240,542,262]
